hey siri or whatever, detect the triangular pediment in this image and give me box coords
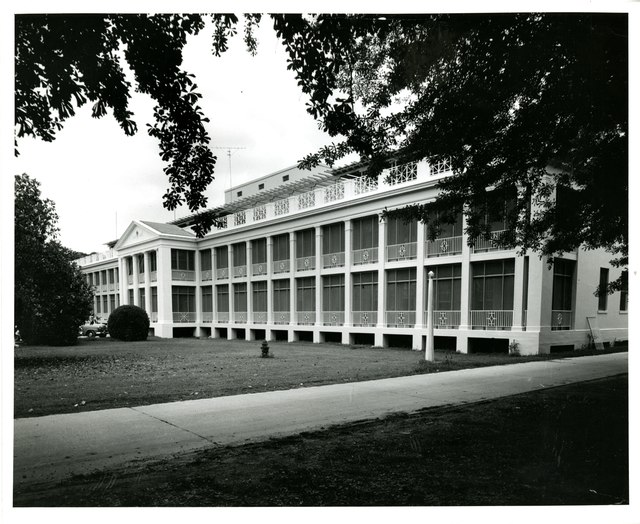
[114,221,158,250]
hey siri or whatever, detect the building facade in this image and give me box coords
[76,160,628,354]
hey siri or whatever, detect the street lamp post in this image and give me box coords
[425,270,435,361]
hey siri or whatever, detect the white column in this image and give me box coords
[511,255,525,331]
[132,255,140,306]
[342,220,352,344]
[414,221,426,330]
[267,237,273,326]
[194,249,202,337]
[459,213,472,331]
[376,216,386,347]
[246,241,253,326]
[143,251,152,317]
[314,226,322,342]
[155,246,173,337]
[425,270,435,361]
[289,233,296,340]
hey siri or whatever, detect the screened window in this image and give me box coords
[471,260,515,310]
[149,251,157,272]
[252,238,267,264]
[427,211,463,239]
[110,294,116,311]
[253,281,267,312]
[620,270,628,312]
[296,277,316,311]
[427,264,462,310]
[386,268,417,311]
[101,270,107,284]
[171,250,194,271]
[172,286,195,312]
[234,283,247,312]
[598,268,609,311]
[482,187,517,231]
[151,287,158,313]
[272,234,290,261]
[232,243,246,266]
[136,255,144,273]
[96,299,101,314]
[386,216,417,245]
[352,215,379,250]
[322,275,345,311]
[273,279,290,311]
[200,249,212,271]
[215,246,229,269]
[127,258,133,276]
[128,289,134,305]
[322,223,344,255]
[296,229,316,257]
[353,272,378,311]
[216,285,229,312]
[552,259,575,311]
[202,286,213,312]
[108,268,114,284]
[139,288,146,310]
[115,268,119,283]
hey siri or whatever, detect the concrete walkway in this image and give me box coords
[14,352,627,490]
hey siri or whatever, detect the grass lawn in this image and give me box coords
[14,375,628,506]
[14,336,626,418]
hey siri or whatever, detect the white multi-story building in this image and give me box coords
[76,160,628,354]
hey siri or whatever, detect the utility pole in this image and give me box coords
[212,146,246,202]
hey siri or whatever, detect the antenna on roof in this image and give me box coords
[213,146,247,202]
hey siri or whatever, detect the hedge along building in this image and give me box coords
[75,160,628,354]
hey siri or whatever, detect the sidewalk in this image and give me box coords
[14,352,627,490]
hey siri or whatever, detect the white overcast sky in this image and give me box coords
[13,17,340,254]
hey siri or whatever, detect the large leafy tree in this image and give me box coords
[15,13,628,289]
[15,174,94,345]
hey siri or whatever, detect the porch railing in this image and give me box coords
[202,312,213,323]
[252,311,268,324]
[216,267,229,280]
[352,247,378,265]
[472,230,509,253]
[469,310,513,330]
[233,265,247,278]
[322,311,345,326]
[322,252,345,269]
[386,242,417,262]
[252,262,267,276]
[273,311,290,324]
[425,236,463,257]
[296,311,316,325]
[386,311,416,328]
[296,256,316,272]
[424,310,461,329]
[216,312,230,323]
[172,270,195,281]
[273,259,290,274]
[200,269,213,281]
[352,311,377,327]
[173,312,196,323]
[551,310,573,330]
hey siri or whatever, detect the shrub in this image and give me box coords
[107,305,150,341]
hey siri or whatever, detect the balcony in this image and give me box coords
[470,310,513,330]
[322,252,345,269]
[234,311,248,324]
[252,262,267,276]
[253,311,268,324]
[201,269,213,281]
[273,311,290,324]
[551,310,573,330]
[173,312,196,323]
[322,311,344,326]
[386,311,416,328]
[352,311,377,327]
[273,259,290,274]
[296,311,316,325]
[386,242,417,262]
[216,267,229,280]
[425,236,463,257]
[424,310,461,329]
[472,230,509,253]
[233,265,247,278]
[172,270,195,281]
[296,256,316,272]
[202,312,213,323]
[352,247,378,265]
[217,312,230,323]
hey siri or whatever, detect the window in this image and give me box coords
[232,243,246,266]
[296,229,315,257]
[427,264,462,310]
[253,281,267,312]
[427,211,463,239]
[216,285,229,312]
[127,257,133,276]
[115,268,119,283]
[322,275,345,312]
[272,234,290,261]
[296,277,316,311]
[149,251,157,272]
[352,216,379,250]
[234,283,247,313]
[258,183,264,190]
[108,268,114,284]
[471,259,515,310]
[481,187,517,232]
[200,249,212,271]
[137,254,144,274]
[283,175,289,182]
[620,270,628,312]
[386,268,417,311]
[96,299,101,314]
[216,246,229,269]
[386,216,417,245]
[128,289,134,305]
[598,268,609,311]
[552,259,575,311]
[202,286,213,313]
[171,250,194,271]
[353,272,378,311]
[139,288,146,310]
[110,294,116,312]
[237,191,243,198]
[101,270,107,284]
[252,238,267,264]
[273,280,290,312]
[172,286,195,313]
[103,296,108,314]
[322,223,344,255]
[151,287,158,313]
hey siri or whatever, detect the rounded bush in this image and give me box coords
[107,305,150,341]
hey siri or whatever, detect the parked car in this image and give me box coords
[79,318,108,339]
